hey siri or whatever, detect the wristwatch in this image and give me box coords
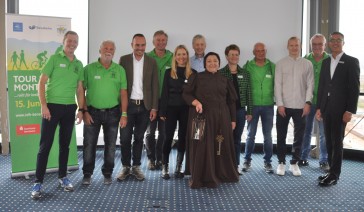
[305,101,312,105]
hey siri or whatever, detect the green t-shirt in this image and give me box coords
[304,52,329,104]
[41,51,84,104]
[147,49,173,97]
[84,60,127,109]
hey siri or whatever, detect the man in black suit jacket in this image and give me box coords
[116,34,159,181]
[316,31,360,186]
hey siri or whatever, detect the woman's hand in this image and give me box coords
[231,122,236,130]
[192,99,203,113]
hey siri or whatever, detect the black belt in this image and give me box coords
[89,105,119,112]
[130,99,144,105]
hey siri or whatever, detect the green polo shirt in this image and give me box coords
[304,52,329,104]
[84,59,127,109]
[41,51,84,104]
[147,49,173,97]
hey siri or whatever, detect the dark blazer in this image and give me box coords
[119,53,159,111]
[317,53,360,116]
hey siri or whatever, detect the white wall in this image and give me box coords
[89,0,302,66]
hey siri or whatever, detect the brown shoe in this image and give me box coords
[116,166,130,181]
[132,166,145,181]
[147,159,156,170]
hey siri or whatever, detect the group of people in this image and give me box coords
[30,30,360,199]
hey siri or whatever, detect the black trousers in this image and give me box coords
[162,105,189,164]
[35,103,77,183]
[322,110,346,178]
[276,108,306,164]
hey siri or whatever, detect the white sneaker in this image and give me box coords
[289,163,302,176]
[276,163,286,176]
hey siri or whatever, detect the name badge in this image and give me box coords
[165,66,171,69]
[266,75,272,78]
[238,75,243,79]
[338,61,344,64]
[60,64,66,68]
[94,76,101,80]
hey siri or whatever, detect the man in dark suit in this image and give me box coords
[116,34,159,181]
[316,31,360,186]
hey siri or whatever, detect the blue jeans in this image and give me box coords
[301,104,328,163]
[245,106,274,163]
[35,103,77,183]
[119,101,149,166]
[82,106,120,177]
[276,108,306,164]
[233,108,246,166]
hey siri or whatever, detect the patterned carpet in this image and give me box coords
[0,148,363,211]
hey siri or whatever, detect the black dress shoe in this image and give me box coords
[317,173,330,181]
[319,174,338,186]
[298,160,309,166]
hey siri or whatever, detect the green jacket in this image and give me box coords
[304,52,329,104]
[147,49,173,97]
[244,59,275,106]
[219,65,252,115]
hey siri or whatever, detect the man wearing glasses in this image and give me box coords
[299,34,329,171]
[316,32,360,186]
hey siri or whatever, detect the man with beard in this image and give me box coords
[82,40,128,185]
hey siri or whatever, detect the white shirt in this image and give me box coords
[130,54,144,100]
[330,51,344,79]
[274,56,314,109]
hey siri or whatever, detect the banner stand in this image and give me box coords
[11,165,79,179]
[6,14,79,178]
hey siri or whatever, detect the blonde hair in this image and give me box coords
[171,45,193,79]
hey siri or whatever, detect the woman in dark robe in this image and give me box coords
[183,52,239,189]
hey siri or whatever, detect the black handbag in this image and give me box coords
[191,113,206,141]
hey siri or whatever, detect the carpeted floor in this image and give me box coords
[0,148,363,211]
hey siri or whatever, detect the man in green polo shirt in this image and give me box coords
[81,40,128,185]
[32,31,84,199]
[145,30,173,170]
[300,34,329,170]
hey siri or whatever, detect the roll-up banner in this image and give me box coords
[6,14,78,178]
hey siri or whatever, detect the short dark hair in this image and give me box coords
[224,44,240,56]
[63,30,78,42]
[204,52,220,69]
[132,33,145,41]
[330,31,344,40]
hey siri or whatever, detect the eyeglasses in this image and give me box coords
[312,43,324,46]
[329,39,344,43]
